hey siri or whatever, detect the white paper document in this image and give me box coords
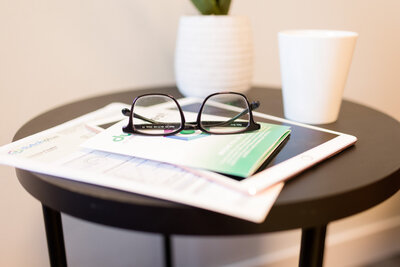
[0,103,283,223]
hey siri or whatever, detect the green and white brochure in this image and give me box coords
[82,109,291,178]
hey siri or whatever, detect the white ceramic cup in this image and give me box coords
[278,30,358,124]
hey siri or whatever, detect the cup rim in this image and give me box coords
[278,29,358,38]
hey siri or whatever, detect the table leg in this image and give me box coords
[42,205,68,267]
[163,234,173,267]
[299,225,327,267]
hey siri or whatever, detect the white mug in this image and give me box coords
[278,30,358,124]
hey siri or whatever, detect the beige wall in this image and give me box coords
[0,0,399,266]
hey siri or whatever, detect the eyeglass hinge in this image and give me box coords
[122,108,131,117]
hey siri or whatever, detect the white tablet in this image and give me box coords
[175,97,357,195]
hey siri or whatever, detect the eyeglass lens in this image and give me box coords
[132,95,183,135]
[200,94,250,134]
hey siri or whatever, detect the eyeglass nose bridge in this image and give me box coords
[183,122,198,130]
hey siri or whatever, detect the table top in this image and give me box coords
[14,86,400,235]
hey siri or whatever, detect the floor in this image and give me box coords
[361,253,400,267]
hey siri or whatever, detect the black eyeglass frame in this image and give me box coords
[122,92,261,136]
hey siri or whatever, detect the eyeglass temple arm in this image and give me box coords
[201,101,260,127]
[231,101,259,122]
[122,108,159,124]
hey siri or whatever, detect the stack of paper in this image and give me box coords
[0,102,287,223]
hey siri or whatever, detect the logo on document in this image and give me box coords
[165,130,209,141]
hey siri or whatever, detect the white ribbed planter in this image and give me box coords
[175,15,254,97]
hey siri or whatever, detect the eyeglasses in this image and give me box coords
[121,92,261,136]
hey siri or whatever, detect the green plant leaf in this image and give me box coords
[191,0,223,15]
[218,0,231,15]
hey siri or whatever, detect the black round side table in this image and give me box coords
[13,86,400,267]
